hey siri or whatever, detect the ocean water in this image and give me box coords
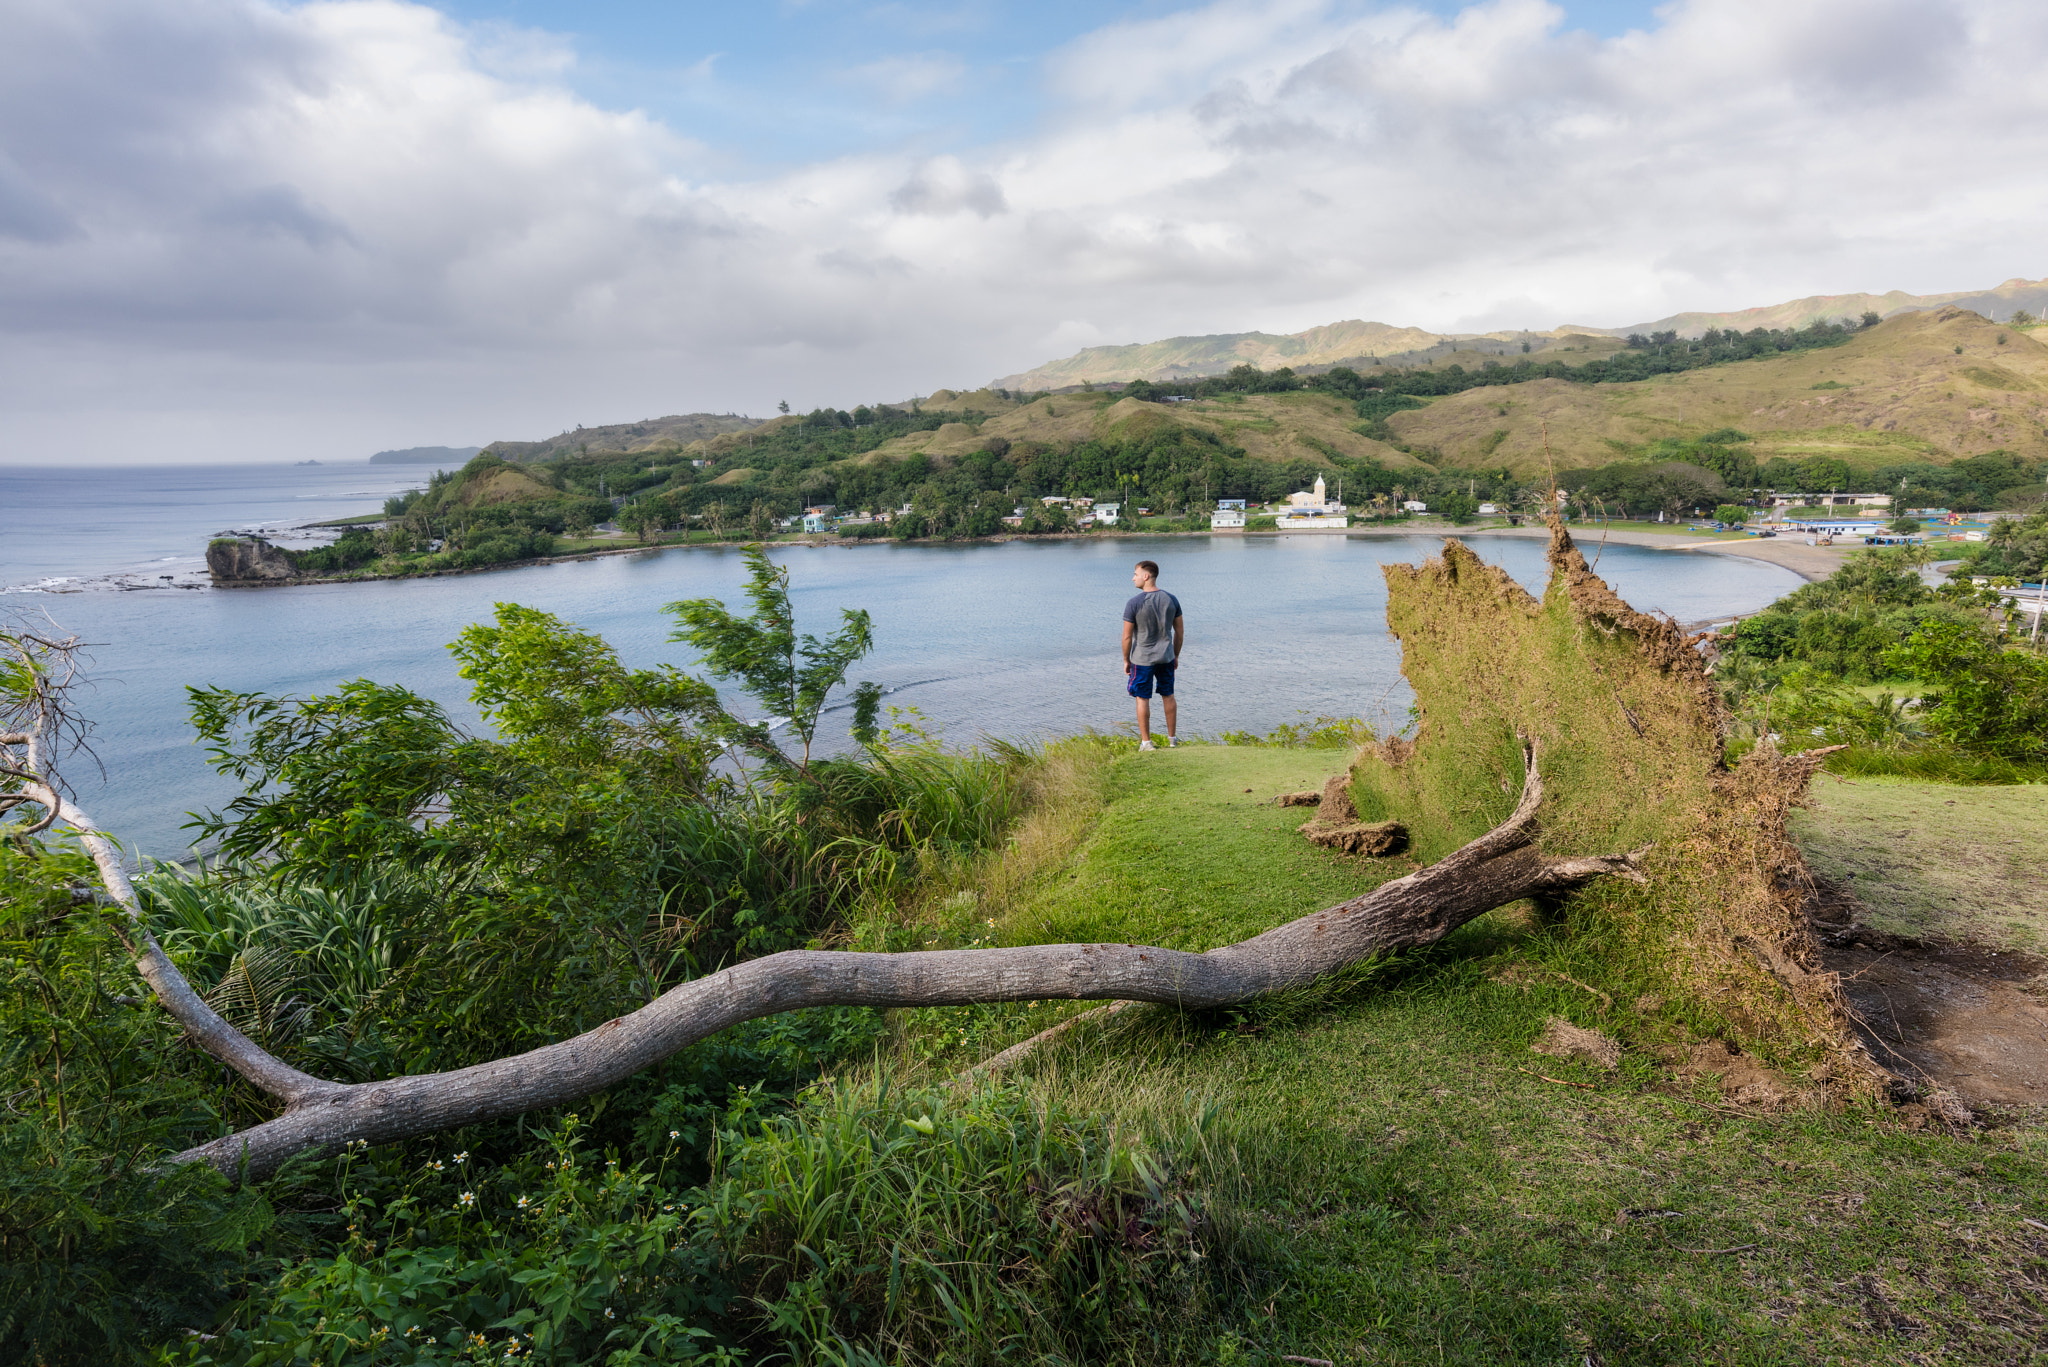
[1,463,1804,858]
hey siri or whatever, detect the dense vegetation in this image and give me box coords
[1125,317,1866,406]
[416,405,1527,538]
[6,553,1254,1364]
[1713,546,2048,772]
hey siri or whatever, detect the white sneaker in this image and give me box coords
[1138,739,1156,751]
[1167,736,1179,747]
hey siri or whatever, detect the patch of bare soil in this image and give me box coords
[1810,877,2048,1117]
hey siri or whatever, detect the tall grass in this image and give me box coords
[706,1077,1251,1366]
[143,866,436,1080]
[1821,744,2048,784]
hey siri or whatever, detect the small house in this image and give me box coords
[803,512,833,534]
[1403,500,1428,512]
[1095,502,1121,525]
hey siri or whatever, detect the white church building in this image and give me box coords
[1273,474,1349,529]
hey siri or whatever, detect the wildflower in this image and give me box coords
[604,1308,615,1320]
[458,1191,476,1207]
[668,1130,679,1140]
[985,917,996,928]
[454,1151,469,1164]
[428,1160,444,1172]
[470,1332,489,1349]
[516,1195,530,1210]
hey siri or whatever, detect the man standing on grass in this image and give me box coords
[1122,559,1184,751]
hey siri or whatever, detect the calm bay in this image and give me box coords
[1,463,1804,857]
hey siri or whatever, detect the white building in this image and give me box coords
[1274,474,1349,529]
[1770,493,1890,510]
[1210,507,1246,530]
[1403,500,1428,512]
[1095,502,1121,525]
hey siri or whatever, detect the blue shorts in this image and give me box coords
[1127,662,1175,698]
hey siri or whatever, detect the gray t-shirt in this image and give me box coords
[1123,590,1182,665]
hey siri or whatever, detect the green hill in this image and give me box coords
[1610,275,2048,337]
[1383,307,2048,477]
[992,322,1612,392]
[987,277,2048,393]
[482,411,764,463]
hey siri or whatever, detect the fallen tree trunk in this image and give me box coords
[25,718,1638,1180]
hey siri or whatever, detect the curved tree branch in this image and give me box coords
[141,740,1642,1182]
[9,619,1645,1185]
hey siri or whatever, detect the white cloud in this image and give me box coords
[3,0,2048,461]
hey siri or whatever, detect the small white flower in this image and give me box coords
[428,1160,444,1172]
[604,1307,615,1320]
[457,1191,476,1207]
[454,1151,469,1164]
[516,1195,530,1209]
[668,1130,679,1140]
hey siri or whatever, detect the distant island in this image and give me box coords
[370,444,483,464]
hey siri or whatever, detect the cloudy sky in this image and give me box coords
[3,0,2044,463]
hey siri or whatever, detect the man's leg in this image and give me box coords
[1162,694,1177,742]
[1134,696,1152,744]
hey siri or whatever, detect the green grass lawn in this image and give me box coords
[1792,776,2048,954]
[889,744,2048,1365]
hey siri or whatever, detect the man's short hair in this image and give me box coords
[1135,559,1160,579]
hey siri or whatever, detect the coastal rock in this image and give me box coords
[207,537,298,585]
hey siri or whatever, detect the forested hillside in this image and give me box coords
[342,308,2043,550]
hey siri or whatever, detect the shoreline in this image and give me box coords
[185,521,1856,590]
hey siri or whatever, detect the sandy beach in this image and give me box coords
[1453,523,1855,585]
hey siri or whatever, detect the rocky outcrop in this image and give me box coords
[206,537,298,585]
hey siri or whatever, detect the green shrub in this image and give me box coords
[0,838,266,1366]
[1884,619,2048,760]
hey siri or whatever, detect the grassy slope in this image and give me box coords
[482,412,763,461]
[824,311,2048,488]
[1387,308,2048,476]
[915,745,2048,1364]
[1792,777,2048,954]
[830,391,1434,476]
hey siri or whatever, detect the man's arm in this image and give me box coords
[1121,620,1134,669]
[1172,614,1185,662]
